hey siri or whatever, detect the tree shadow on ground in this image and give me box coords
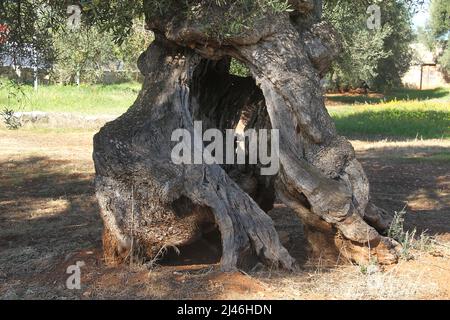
[358,145,450,236]
[333,109,449,141]
[0,148,448,299]
[0,156,238,299]
[0,156,102,299]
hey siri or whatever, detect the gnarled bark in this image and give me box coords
[93,0,399,271]
[94,38,295,271]
[233,18,398,265]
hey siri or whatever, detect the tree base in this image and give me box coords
[303,222,399,266]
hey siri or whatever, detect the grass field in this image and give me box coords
[327,87,450,140]
[327,87,450,105]
[2,82,448,141]
[0,81,141,115]
[329,100,450,140]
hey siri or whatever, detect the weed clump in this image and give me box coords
[388,208,433,259]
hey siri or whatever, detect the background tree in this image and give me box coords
[323,1,391,90]
[323,0,416,91]
[50,21,152,85]
[0,0,66,71]
[416,0,449,73]
[430,0,450,73]
[51,25,117,84]
[1,0,150,85]
[429,0,450,37]
[372,0,415,89]
[114,19,154,81]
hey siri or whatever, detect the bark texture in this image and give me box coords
[93,0,399,271]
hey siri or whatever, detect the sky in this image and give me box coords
[412,0,430,30]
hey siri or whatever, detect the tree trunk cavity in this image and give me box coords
[93,0,399,272]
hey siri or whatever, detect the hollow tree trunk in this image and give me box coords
[94,37,295,271]
[93,0,399,271]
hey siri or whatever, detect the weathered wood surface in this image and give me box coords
[93,0,399,271]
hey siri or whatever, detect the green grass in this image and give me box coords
[327,87,450,105]
[328,87,450,140]
[330,100,449,140]
[0,82,141,115]
[1,81,449,140]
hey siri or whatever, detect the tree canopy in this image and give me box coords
[430,0,450,72]
[323,0,416,90]
[0,0,427,88]
[416,0,449,73]
[429,0,450,38]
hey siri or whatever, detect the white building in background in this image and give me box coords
[402,43,449,90]
[0,45,49,90]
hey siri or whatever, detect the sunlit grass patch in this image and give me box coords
[327,87,450,105]
[330,100,450,140]
[0,81,141,115]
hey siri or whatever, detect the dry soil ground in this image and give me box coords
[0,128,449,300]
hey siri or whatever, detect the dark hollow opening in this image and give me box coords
[160,57,267,267]
[160,55,305,268]
[159,227,223,266]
